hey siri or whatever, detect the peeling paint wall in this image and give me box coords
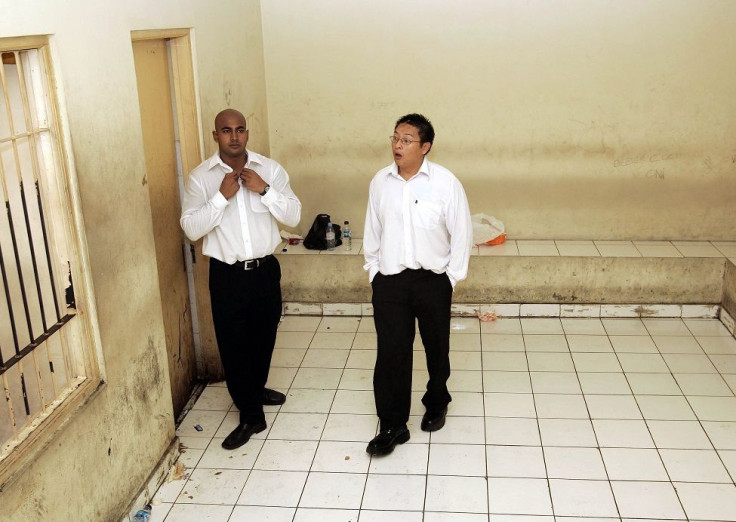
[0,0,268,520]
[261,0,736,240]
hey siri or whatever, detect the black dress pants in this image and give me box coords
[209,256,282,424]
[371,268,453,429]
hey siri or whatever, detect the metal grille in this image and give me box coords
[0,48,79,451]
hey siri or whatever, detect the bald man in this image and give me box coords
[181,109,301,449]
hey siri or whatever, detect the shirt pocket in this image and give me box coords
[413,199,443,230]
[248,190,270,213]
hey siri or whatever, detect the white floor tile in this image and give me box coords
[254,440,318,471]
[430,415,485,444]
[484,371,533,393]
[534,394,589,419]
[368,442,428,475]
[592,419,654,448]
[293,508,359,522]
[544,446,607,479]
[660,448,732,482]
[486,445,546,478]
[176,468,250,504]
[197,438,263,469]
[600,448,669,480]
[626,373,681,395]
[586,395,642,420]
[425,475,489,513]
[567,335,613,352]
[530,372,581,394]
[360,511,423,522]
[481,333,525,351]
[484,392,536,418]
[430,443,487,476]
[230,506,296,522]
[237,470,307,507]
[646,420,713,449]
[163,503,233,521]
[701,421,736,450]
[281,389,336,414]
[548,479,618,517]
[311,441,371,473]
[611,481,685,519]
[321,413,377,442]
[610,335,658,353]
[537,418,596,447]
[578,373,630,394]
[488,477,553,515]
[524,334,569,352]
[675,482,736,520]
[487,417,541,446]
[268,412,328,441]
[362,474,426,511]
[298,472,366,509]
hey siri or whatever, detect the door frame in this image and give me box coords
[130,29,214,380]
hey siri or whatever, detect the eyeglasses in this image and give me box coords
[389,136,420,146]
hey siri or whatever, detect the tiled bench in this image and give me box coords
[276,240,736,334]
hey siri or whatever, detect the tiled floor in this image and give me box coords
[149,316,736,521]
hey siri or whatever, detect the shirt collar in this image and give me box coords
[208,149,263,171]
[388,157,431,180]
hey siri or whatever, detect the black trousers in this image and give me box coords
[209,256,282,424]
[371,268,453,429]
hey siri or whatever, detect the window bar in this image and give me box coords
[0,243,21,364]
[18,181,47,331]
[35,180,61,319]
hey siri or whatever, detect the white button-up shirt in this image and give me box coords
[363,158,472,288]
[180,150,301,263]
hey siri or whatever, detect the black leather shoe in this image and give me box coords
[366,425,410,456]
[262,388,286,405]
[421,407,447,432]
[221,422,267,450]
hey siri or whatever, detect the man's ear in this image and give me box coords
[421,141,432,155]
[212,130,218,142]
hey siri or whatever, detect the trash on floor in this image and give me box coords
[477,311,498,322]
[132,504,152,521]
[471,213,506,246]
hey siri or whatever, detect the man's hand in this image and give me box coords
[219,171,240,199]
[240,168,268,194]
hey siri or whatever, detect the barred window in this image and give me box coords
[1,38,98,485]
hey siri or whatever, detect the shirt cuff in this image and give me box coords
[211,191,229,209]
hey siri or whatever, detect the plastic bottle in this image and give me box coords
[325,222,336,250]
[133,504,152,521]
[342,220,352,251]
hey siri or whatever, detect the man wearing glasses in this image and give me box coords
[363,113,472,456]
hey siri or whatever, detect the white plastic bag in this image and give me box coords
[471,213,506,246]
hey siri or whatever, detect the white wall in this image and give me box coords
[261,0,736,240]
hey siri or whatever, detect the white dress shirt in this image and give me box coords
[180,150,301,263]
[363,158,472,288]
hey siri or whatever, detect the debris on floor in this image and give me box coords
[477,311,497,322]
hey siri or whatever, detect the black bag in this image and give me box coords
[303,213,342,250]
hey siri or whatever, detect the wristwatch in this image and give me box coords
[259,184,270,196]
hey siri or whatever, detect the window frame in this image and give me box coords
[0,35,103,490]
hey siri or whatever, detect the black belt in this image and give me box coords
[232,255,273,270]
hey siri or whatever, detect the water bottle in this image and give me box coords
[342,220,352,251]
[133,504,152,521]
[325,222,336,250]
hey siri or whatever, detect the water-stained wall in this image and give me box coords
[0,0,268,520]
[261,0,736,240]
